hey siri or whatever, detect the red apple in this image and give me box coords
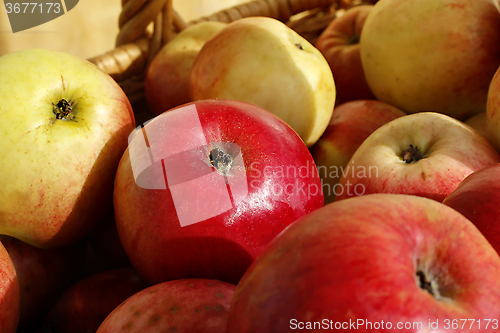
[97,278,235,333]
[335,112,500,202]
[227,194,500,333]
[114,99,324,285]
[310,100,406,203]
[443,163,500,254]
[0,235,85,332]
[315,5,376,105]
[0,240,20,333]
[43,267,149,333]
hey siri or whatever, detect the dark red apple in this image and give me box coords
[0,235,85,332]
[43,267,149,333]
[96,278,235,333]
[114,99,324,285]
[227,194,500,333]
[0,240,20,333]
[443,163,500,254]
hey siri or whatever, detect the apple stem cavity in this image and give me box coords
[53,98,74,120]
[348,34,360,45]
[210,148,233,175]
[401,145,424,164]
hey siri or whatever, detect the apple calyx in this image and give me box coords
[53,98,74,120]
[348,34,360,45]
[401,145,424,164]
[210,148,233,175]
[416,269,440,298]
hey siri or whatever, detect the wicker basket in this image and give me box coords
[87,0,376,122]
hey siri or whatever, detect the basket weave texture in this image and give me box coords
[88,0,376,120]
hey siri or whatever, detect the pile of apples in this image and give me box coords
[1,0,500,332]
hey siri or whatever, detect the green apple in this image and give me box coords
[145,21,228,116]
[360,0,500,120]
[0,49,136,249]
[190,16,336,147]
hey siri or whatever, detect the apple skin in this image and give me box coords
[310,100,406,203]
[43,267,149,333]
[335,112,500,202]
[487,65,500,151]
[360,0,500,121]
[0,48,136,249]
[190,16,336,147]
[144,21,228,117]
[465,112,496,145]
[315,5,376,105]
[114,99,324,285]
[0,240,20,333]
[227,194,500,333]
[96,278,235,333]
[443,163,500,254]
[0,235,85,332]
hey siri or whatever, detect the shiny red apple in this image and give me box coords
[114,99,324,285]
[227,194,500,333]
[443,163,500,254]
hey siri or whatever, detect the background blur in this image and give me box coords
[0,0,247,59]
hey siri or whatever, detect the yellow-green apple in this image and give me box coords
[190,16,336,147]
[465,112,496,145]
[0,240,20,333]
[145,21,228,116]
[443,163,500,254]
[315,5,376,105]
[43,267,149,333]
[0,235,85,332]
[487,65,500,151]
[335,112,500,202]
[0,48,136,249]
[360,0,500,121]
[310,100,406,203]
[114,99,324,285]
[227,193,500,333]
[97,278,235,333]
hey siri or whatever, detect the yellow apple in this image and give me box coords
[0,49,136,248]
[190,16,336,147]
[360,0,500,121]
[145,21,228,116]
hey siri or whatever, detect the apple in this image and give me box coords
[144,21,228,117]
[96,278,235,333]
[334,112,500,202]
[114,99,324,285]
[487,64,500,151]
[465,112,496,145]
[443,163,500,254]
[0,240,20,333]
[227,193,500,333]
[0,235,85,332]
[190,16,336,147]
[315,5,376,105]
[43,267,149,333]
[0,48,136,249]
[310,100,406,203]
[360,0,500,120]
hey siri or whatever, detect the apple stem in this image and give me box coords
[210,148,233,175]
[401,145,423,164]
[53,98,74,120]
